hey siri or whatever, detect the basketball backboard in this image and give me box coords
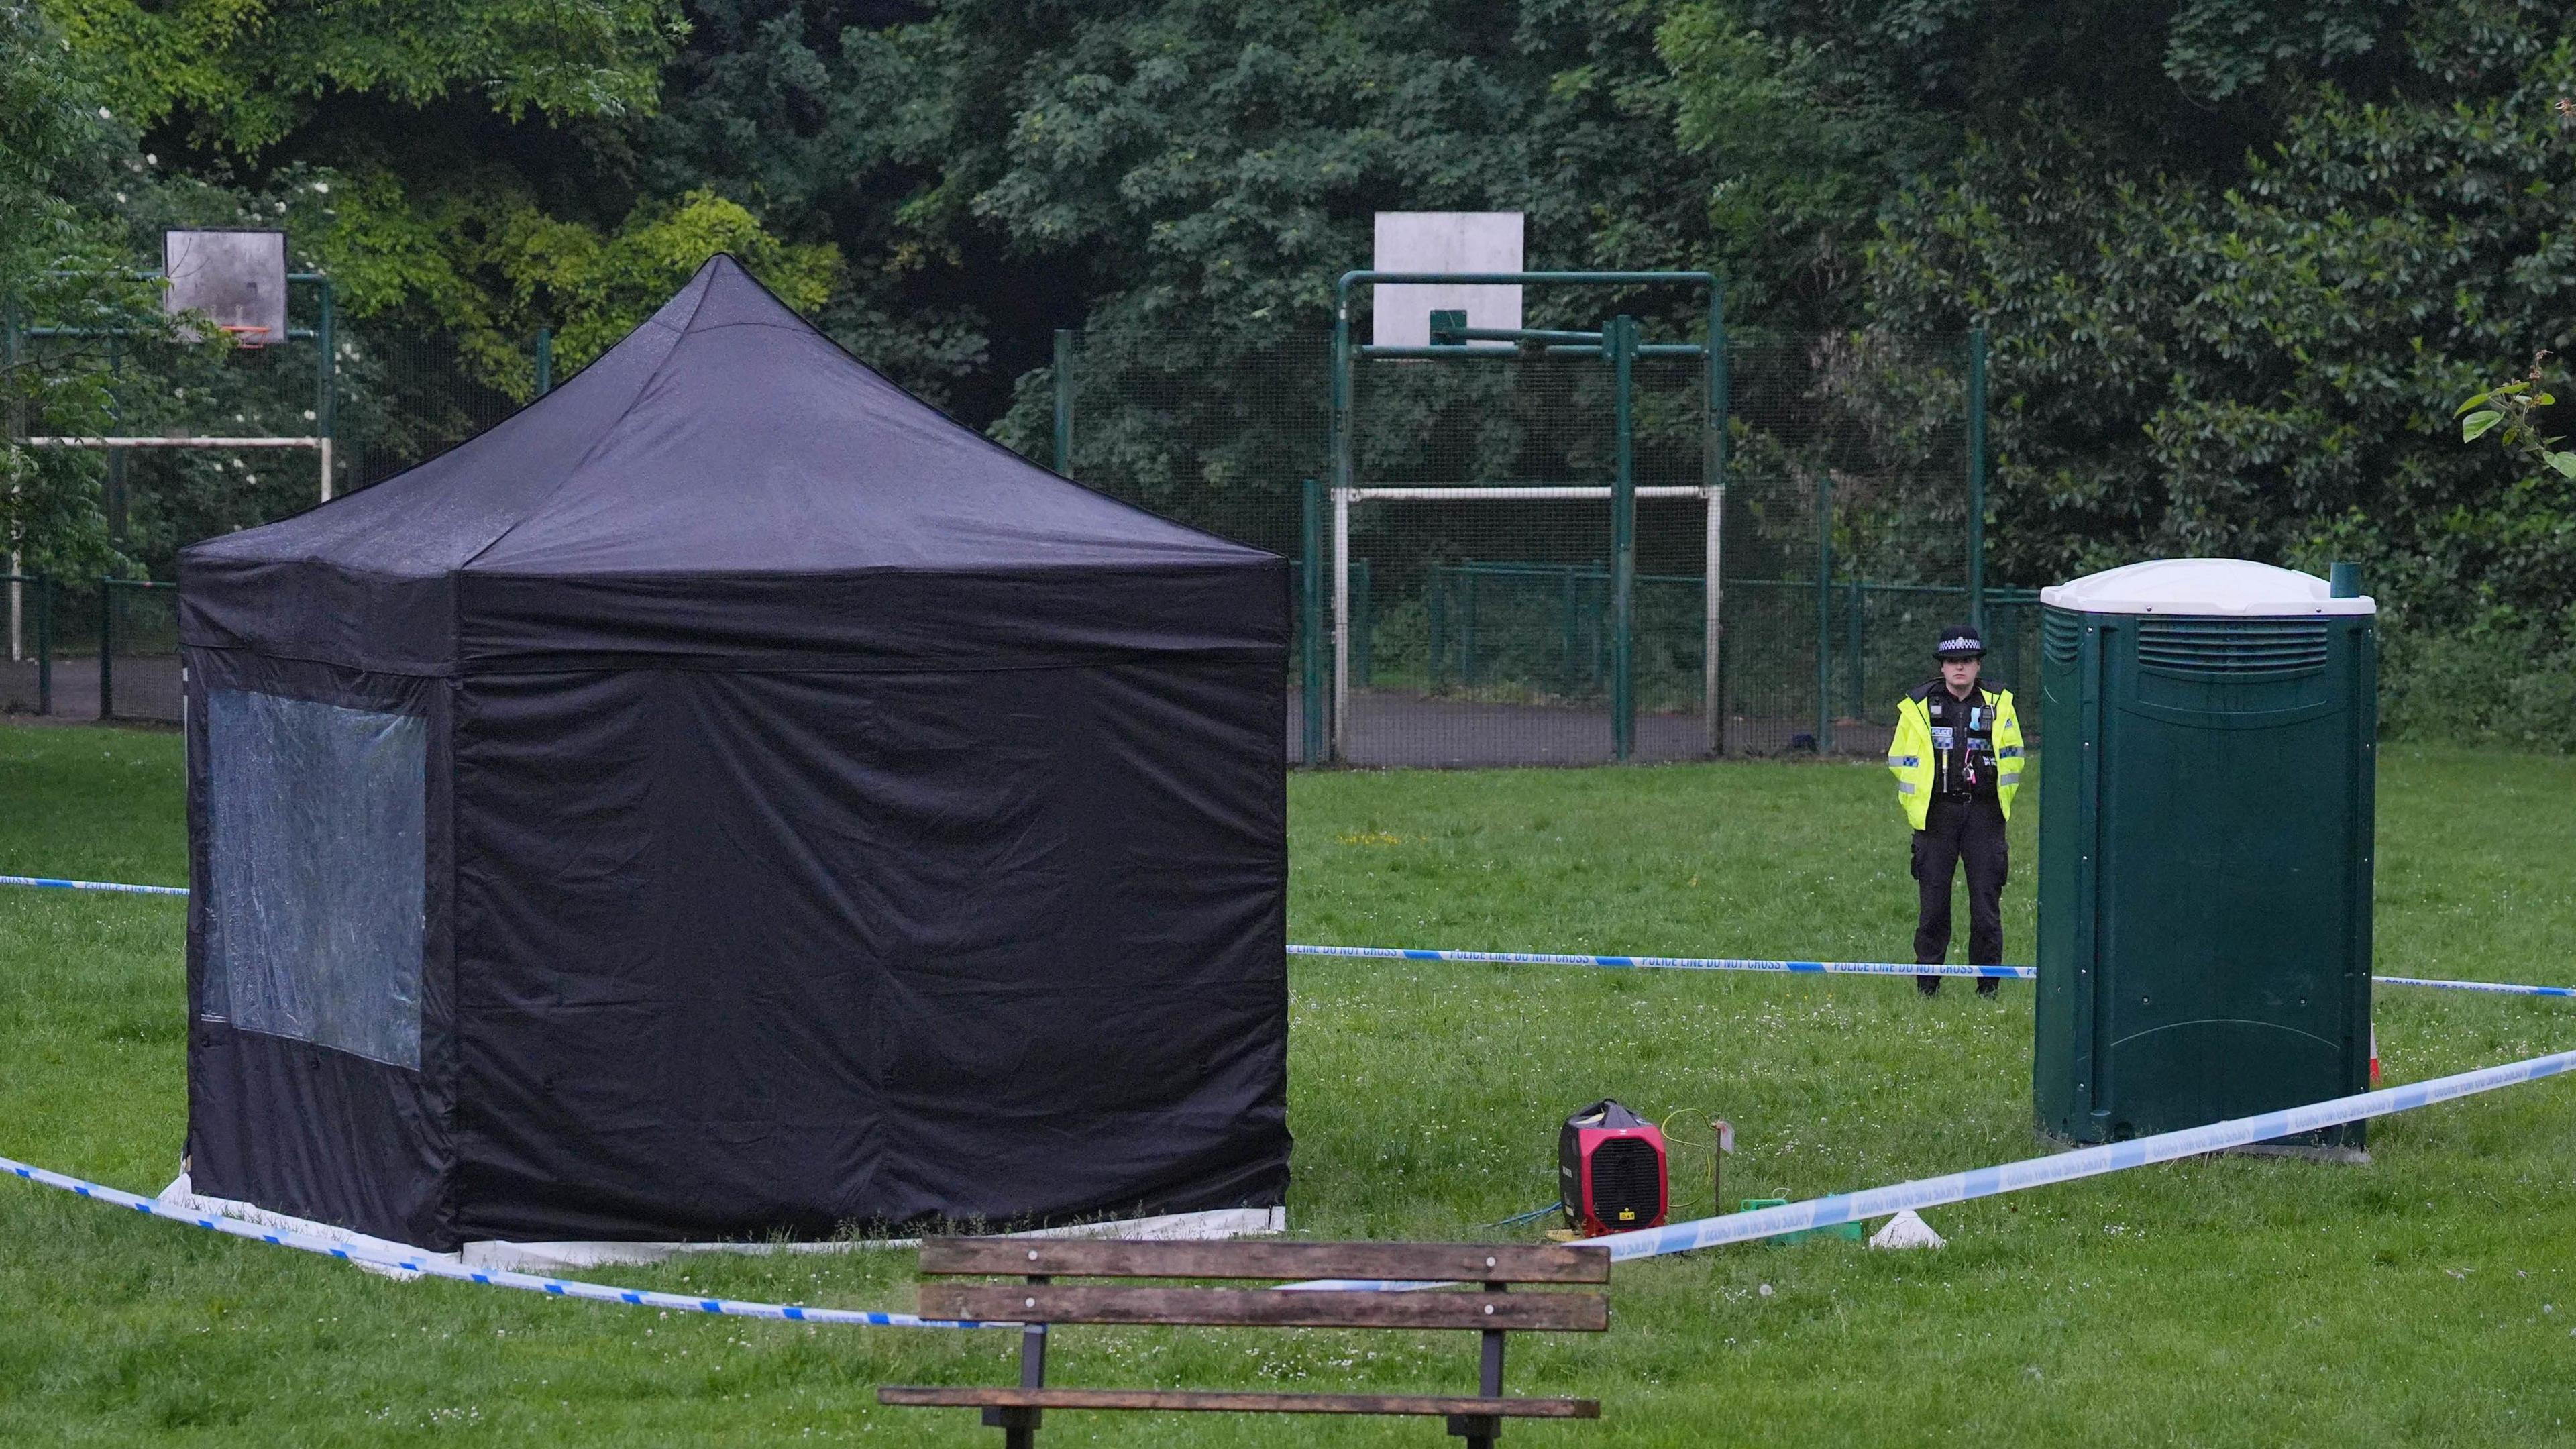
[1371,213,1523,348]
[164,229,288,346]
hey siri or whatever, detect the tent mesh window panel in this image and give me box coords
[203,690,427,1069]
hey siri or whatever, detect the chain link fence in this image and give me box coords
[10,301,2008,755]
[5,289,529,722]
[0,575,55,717]
[1018,327,2006,767]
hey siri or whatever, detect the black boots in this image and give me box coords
[1918,975,2004,998]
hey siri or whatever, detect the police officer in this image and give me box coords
[1887,624,2024,996]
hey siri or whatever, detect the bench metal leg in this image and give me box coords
[991,1288,1049,1446]
[981,1405,1042,1448]
[1446,1413,1502,1447]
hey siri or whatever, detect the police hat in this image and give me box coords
[1933,624,1984,659]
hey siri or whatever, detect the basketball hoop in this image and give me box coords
[164,230,286,346]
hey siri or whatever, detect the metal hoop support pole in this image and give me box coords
[1608,315,1637,763]
[315,278,335,501]
[1704,284,1728,757]
[1966,326,1988,630]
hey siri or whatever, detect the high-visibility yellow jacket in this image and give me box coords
[1887,680,2023,831]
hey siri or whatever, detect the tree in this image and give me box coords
[0,1,176,580]
[44,0,835,401]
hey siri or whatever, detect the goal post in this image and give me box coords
[1332,484,1723,766]
[1325,268,1726,767]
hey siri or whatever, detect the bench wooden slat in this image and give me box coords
[918,1285,1609,1332]
[877,1386,1601,1418]
[917,1238,1607,1284]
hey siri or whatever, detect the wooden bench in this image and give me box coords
[879,1238,1610,1447]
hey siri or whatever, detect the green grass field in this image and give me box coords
[5,724,2575,1446]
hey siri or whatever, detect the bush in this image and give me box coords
[2381,614,2576,753]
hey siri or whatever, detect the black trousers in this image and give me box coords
[1913,794,2007,981]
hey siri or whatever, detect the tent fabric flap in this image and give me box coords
[450,659,1288,1242]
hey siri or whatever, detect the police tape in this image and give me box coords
[1287,943,2576,998]
[1288,943,2025,979]
[11,875,2575,999]
[1279,1040,2576,1291]
[0,874,191,898]
[0,1152,1000,1330]
[11,1050,2576,1311]
[2375,975,2576,1000]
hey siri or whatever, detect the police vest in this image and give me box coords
[1887,681,2024,832]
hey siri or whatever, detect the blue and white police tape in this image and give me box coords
[11,874,2575,1000]
[1289,943,2027,980]
[1289,942,2576,998]
[0,873,190,898]
[0,1152,1000,1330]
[1279,1040,2576,1291]
[2374,974,2576,1000]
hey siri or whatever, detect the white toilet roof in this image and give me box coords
[2039,559,2375,616]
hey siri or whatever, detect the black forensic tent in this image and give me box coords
[178,256,1290,1252]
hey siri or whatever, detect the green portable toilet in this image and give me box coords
[2033,559,2376,1153]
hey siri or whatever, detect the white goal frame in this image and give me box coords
[1331,483,1724,760]
[7,435,331,662]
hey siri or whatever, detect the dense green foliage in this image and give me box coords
[7,0,2575,736]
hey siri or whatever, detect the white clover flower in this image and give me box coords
[97,107,113,120]
[311,182,330,195]
[302,409,315,421]
[145,154,156,166]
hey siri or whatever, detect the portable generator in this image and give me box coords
[1558,1099,1668,1236]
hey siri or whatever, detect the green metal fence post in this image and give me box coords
[1966,325,1988,631]
[1428,567,1448,690]
[1815,471,1833,753]
[98,580,114,722]
[36,576,50,716]
[1352,561,1373,685]
[1329,295,1354,761]
[1300,478,1325,765]
[315,278,336,500]
[1705,282,1729,757]
[1461,568,1478,686]
[1053,329,1076,474]
[1609,314,1638,763]
[1848,577,1865,719]
[534,327,553,396]
[5,301,21,673]
[1561,564,1579,697]
[106,337,127,541]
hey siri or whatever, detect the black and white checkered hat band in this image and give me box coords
[1939,636,1981,654]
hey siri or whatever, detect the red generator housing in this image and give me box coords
[1558,1099,1668,1236]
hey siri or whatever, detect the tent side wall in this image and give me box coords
[446,640,1289,1242]
[184,645,459,1248]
